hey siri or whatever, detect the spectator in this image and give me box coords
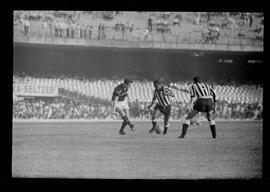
[62,20,67,38]
[227,17,238,29]
[70,22,75,38]
[173,15,180,27]
[42,18,49,38]
[59,20,64,37]
[54,20,59,37]
[126,21,132,37]
[160,26,166,45]
[143,28,149,41]
[79,24,83,39]
[163,18,168,28]
[66,21,70,38]
[87,24,93,39]
[83,24,87,39]
[98,24,102,40]
[75,23,80,38]
[156,17,162,32]
[22,16,30,36]
[47,18,54,38]
[248,14,253,27]
[129,24,134,37]
[148,17,152,31]
[238,29,245,39]
[195,13,200,25]
[120,23,125,39]
[101,24,106,40]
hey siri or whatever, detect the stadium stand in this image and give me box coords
[13,11,263,50]
[13,75,263,120]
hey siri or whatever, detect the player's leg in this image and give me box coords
[179,109,199,138]
[163,106,171,135]
[116,107,127,135]
[206,110,216,138]
[123,109,135,131]
[191,113,201,126]
[149,108,160,133]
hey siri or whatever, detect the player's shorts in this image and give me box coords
[154,104,171,117]
[115,99,129,110]
[193,98,214,113]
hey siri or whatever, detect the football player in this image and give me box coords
[148,80,175,135]
[112,78,134,135]
[179,76,217,138]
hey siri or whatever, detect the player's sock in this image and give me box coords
[209,120,216,138]
[119,123,126,135]
[163,116,169,135]
[149,120,157,133]
[123,116,134,129]
[163,126,168,135]
[120,117,128,131]
[163,120,169,135]
[152,121,157,128]
[179,119,190,138]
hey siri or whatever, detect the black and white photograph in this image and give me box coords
[12,10,264,180]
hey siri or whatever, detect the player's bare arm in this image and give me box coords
[188,96,196,112]
[148,90,157,111]
[112,96,118,114]
[169,85,189,93]
[148,101,154,111]
[164,88,175,97]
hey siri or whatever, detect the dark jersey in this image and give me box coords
[112,83,129,101]
[152,86,174,108]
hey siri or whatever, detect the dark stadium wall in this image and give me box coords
[13,43,263,83]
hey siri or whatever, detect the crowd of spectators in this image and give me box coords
[195,12,264,44]
[13,11,263,47]
[113,22,134,38]
[13,96,263,120]
[147,13,182,34]
[13,11,138,41]
[201,25,220,43]
[13,97,112,120]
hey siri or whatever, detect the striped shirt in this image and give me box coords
[112,83,129,101]
[152,86,174,108]
[189,82,216,101]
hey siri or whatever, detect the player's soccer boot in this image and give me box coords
[178,134,185,138]
[210,125,216,138]
[163,127,168,135]
[149,126,155,134]
[178,125,188,138]
[130,123,135,132]
[119,128,126,135]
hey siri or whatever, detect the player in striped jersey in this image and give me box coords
[148,80,175,135]
[179,76,217,138]
[112,78,134,135]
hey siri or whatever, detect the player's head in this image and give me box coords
[123,78,133,88]
[193,76,201,83]
[153,80,162,89]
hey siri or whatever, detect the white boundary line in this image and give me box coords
[13,119,263,123]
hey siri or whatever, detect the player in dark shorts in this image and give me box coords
[179,76,217,138]
[148,80,175,135]
[112,78,134,135]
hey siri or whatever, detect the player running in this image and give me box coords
[179,76,217,138]
[148,80,175,135]
[112,78,134,135]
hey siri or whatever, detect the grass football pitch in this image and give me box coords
[12,120,262,179]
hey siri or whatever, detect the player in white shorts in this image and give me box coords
[112,78,134,135]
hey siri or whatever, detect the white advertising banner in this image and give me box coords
[13,83,58,97]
